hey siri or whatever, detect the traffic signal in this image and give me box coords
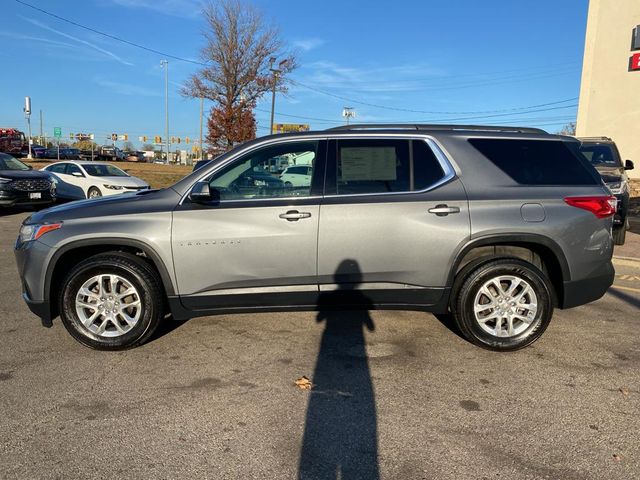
[123,134,128,141]
[111,133,117,141]
[142,136,147,142]
[185,137,190,144]
[154,136,162,144]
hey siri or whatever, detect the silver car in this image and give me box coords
[15,124,615,351]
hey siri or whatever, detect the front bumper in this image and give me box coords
[15,238,54,324]
[561,260,615,309]
[0,188,55,207]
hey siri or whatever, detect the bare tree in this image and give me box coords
[182,0,297,152]
[557,122,576,136]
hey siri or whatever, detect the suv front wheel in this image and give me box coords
[452,258,554,351]
[59,252,164,350]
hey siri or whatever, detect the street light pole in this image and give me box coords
[24,97,32,159]
[160,59,169,164]
[269,57,288,135]
[199,96,204,160]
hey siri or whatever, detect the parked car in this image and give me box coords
[192,159,211,172]
[124,151,145,162]
[43,147,81,160]
[16,124,615,351]
[576,137,634,245]
[19,144,47,158]
[41,161,149,199]
[280,164,313,188]
[0,152,55,208]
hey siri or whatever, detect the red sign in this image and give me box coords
[631,53,640,71]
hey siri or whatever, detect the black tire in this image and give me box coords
[613,225,626,246]
[87,187,102,199]
[59,252,164,350]
[451,258,554,351]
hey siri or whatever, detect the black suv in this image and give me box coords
[0,153,55,208]
[577,137,634,245]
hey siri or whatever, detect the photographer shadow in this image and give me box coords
[298,259,379,480]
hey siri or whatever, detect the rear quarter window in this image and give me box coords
[468,138,600,185]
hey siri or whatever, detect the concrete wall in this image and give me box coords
[576,0,640,179]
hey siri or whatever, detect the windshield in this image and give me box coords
[82,164,129,177]
[578,144,621,167]
[0,154,30,171]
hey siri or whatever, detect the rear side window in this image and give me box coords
[468,139,599,185]
[334,139,445,195]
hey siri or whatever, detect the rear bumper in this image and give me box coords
[561,261,615,309]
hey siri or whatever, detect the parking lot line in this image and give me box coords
[610,284,640,294]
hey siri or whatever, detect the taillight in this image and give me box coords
[564,195,616,219]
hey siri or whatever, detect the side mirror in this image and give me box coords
[189,181,219,203]
[624,159,634,170]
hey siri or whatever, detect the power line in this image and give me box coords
[14,0,207,66]
[289,79,578,115]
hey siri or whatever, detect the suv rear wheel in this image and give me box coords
[452,258,554,351]
[612,223,626,246]
[59,252,164,350]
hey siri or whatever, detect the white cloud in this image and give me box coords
[0,31,76,49]
[21,16,134,66]
[292,38,325,52]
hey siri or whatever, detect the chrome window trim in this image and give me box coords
[179,133,457,205]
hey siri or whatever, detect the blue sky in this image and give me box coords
[1,0,588,148]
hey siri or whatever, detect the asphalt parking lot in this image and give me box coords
[1,209,639,479]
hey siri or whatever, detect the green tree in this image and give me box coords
[72,140,99,150]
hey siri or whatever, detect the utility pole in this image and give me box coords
[269,57,288,135]
[24,97,32,158]
[39,110,43,145]
[199,96,204,160]
[160,59,170,164]
[342,106,356,125]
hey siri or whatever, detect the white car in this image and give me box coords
[280,165,313,188]
[41,161,149,200]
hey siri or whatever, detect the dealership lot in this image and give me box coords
[0,210,639,479]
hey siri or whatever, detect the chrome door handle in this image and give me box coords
[428,204,460,216]
[279,210,312,221]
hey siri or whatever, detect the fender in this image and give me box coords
[447,233,571,287]
[44,237,177,305]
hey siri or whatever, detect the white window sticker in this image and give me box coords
[340,147,397,181]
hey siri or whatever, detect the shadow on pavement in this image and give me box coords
[608,287,640,309]
[298,259,380,480]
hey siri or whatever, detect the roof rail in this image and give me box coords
[325,124,547,134]
[575,136,613,142]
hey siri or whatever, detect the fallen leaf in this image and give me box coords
[612,454,623,462]
[295,376,312,390]
[619,387,630,397]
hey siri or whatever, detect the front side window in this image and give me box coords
[47,163,67,174]
[334,139,445,195]
[66,164,84,176]
[82,164,128,177]
[207,141,318,200]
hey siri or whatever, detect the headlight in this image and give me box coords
[103,184,124,190]
[606,181,626,195]
[18,222,62,243]
[0,177,11,184]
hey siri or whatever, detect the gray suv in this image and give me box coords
[14,125,616,351]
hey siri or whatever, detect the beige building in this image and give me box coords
[576,0,640,179]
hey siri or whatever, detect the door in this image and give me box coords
[318,137,470,306]
[172,139,326,311]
